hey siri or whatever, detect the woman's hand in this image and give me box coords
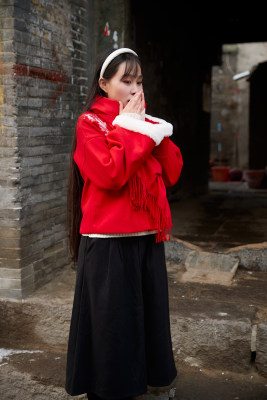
[119,91,145,115]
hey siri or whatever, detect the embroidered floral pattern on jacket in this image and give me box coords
[83,112,109,134]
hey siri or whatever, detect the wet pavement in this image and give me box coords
[170,185,267,251]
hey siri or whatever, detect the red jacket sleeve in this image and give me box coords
[74,114,155,190]
[152,137,183,187]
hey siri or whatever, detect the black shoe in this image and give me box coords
[87,394,101,400]
[87,395,133,400]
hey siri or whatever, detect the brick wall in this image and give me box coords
[94,0,131,57]
[0,0,21,297]
[210,43,267,171]
[210,45,239,169]
[0,0,90,298]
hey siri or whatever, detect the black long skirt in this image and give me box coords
[65,235,177,399]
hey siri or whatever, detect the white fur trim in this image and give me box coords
[112,113,173,146]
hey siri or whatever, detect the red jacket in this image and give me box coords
[74,96,183,240]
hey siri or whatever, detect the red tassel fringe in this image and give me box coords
[129,173,170,242]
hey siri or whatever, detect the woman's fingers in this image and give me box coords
[120,91,145,115]
[130,91,141,105]
[128,92,142,112]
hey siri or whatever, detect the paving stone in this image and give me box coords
[227,242,267,272]
[181,250,239,285]
[256,319,267,377]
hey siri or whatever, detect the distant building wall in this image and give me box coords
[236,42,267,169]
[210,42,267,170]
[210,44,239,168]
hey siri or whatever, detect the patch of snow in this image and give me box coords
[0,348,43,366]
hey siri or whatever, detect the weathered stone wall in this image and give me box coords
[210,45,239,169]
[0,0,91,298]
[91,0,131,75]
[237,42,267,169]
[210,42,267,170]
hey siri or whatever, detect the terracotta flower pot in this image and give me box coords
[211,166,231,182]
[245,169,265,189]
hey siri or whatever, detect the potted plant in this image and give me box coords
[245,169,265,189]
[211,165,231,182]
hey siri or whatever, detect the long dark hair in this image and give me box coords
[67,49,141,263]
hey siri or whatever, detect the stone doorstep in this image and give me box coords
[170,301,255,374]
[1,271,267,380]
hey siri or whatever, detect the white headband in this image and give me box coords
[99,48,138,79]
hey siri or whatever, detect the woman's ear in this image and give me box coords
[99,78,107,94]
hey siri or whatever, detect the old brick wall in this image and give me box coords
[0,0,90,298]
[210,43,267,171]
[93,0,131,59]
[0,0,21,297]
[210,45,239,169]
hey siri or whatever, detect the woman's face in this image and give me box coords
[99,62,143,107]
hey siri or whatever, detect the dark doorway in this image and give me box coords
[131,2,267,195]
[249,61,267,169]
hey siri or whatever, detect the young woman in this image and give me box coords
[66,48,183,400]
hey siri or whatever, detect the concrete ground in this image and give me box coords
[170,184,267,251]
[1,187,267,399]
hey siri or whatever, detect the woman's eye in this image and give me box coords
[123,80,131,84]
[137,81,143,85]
